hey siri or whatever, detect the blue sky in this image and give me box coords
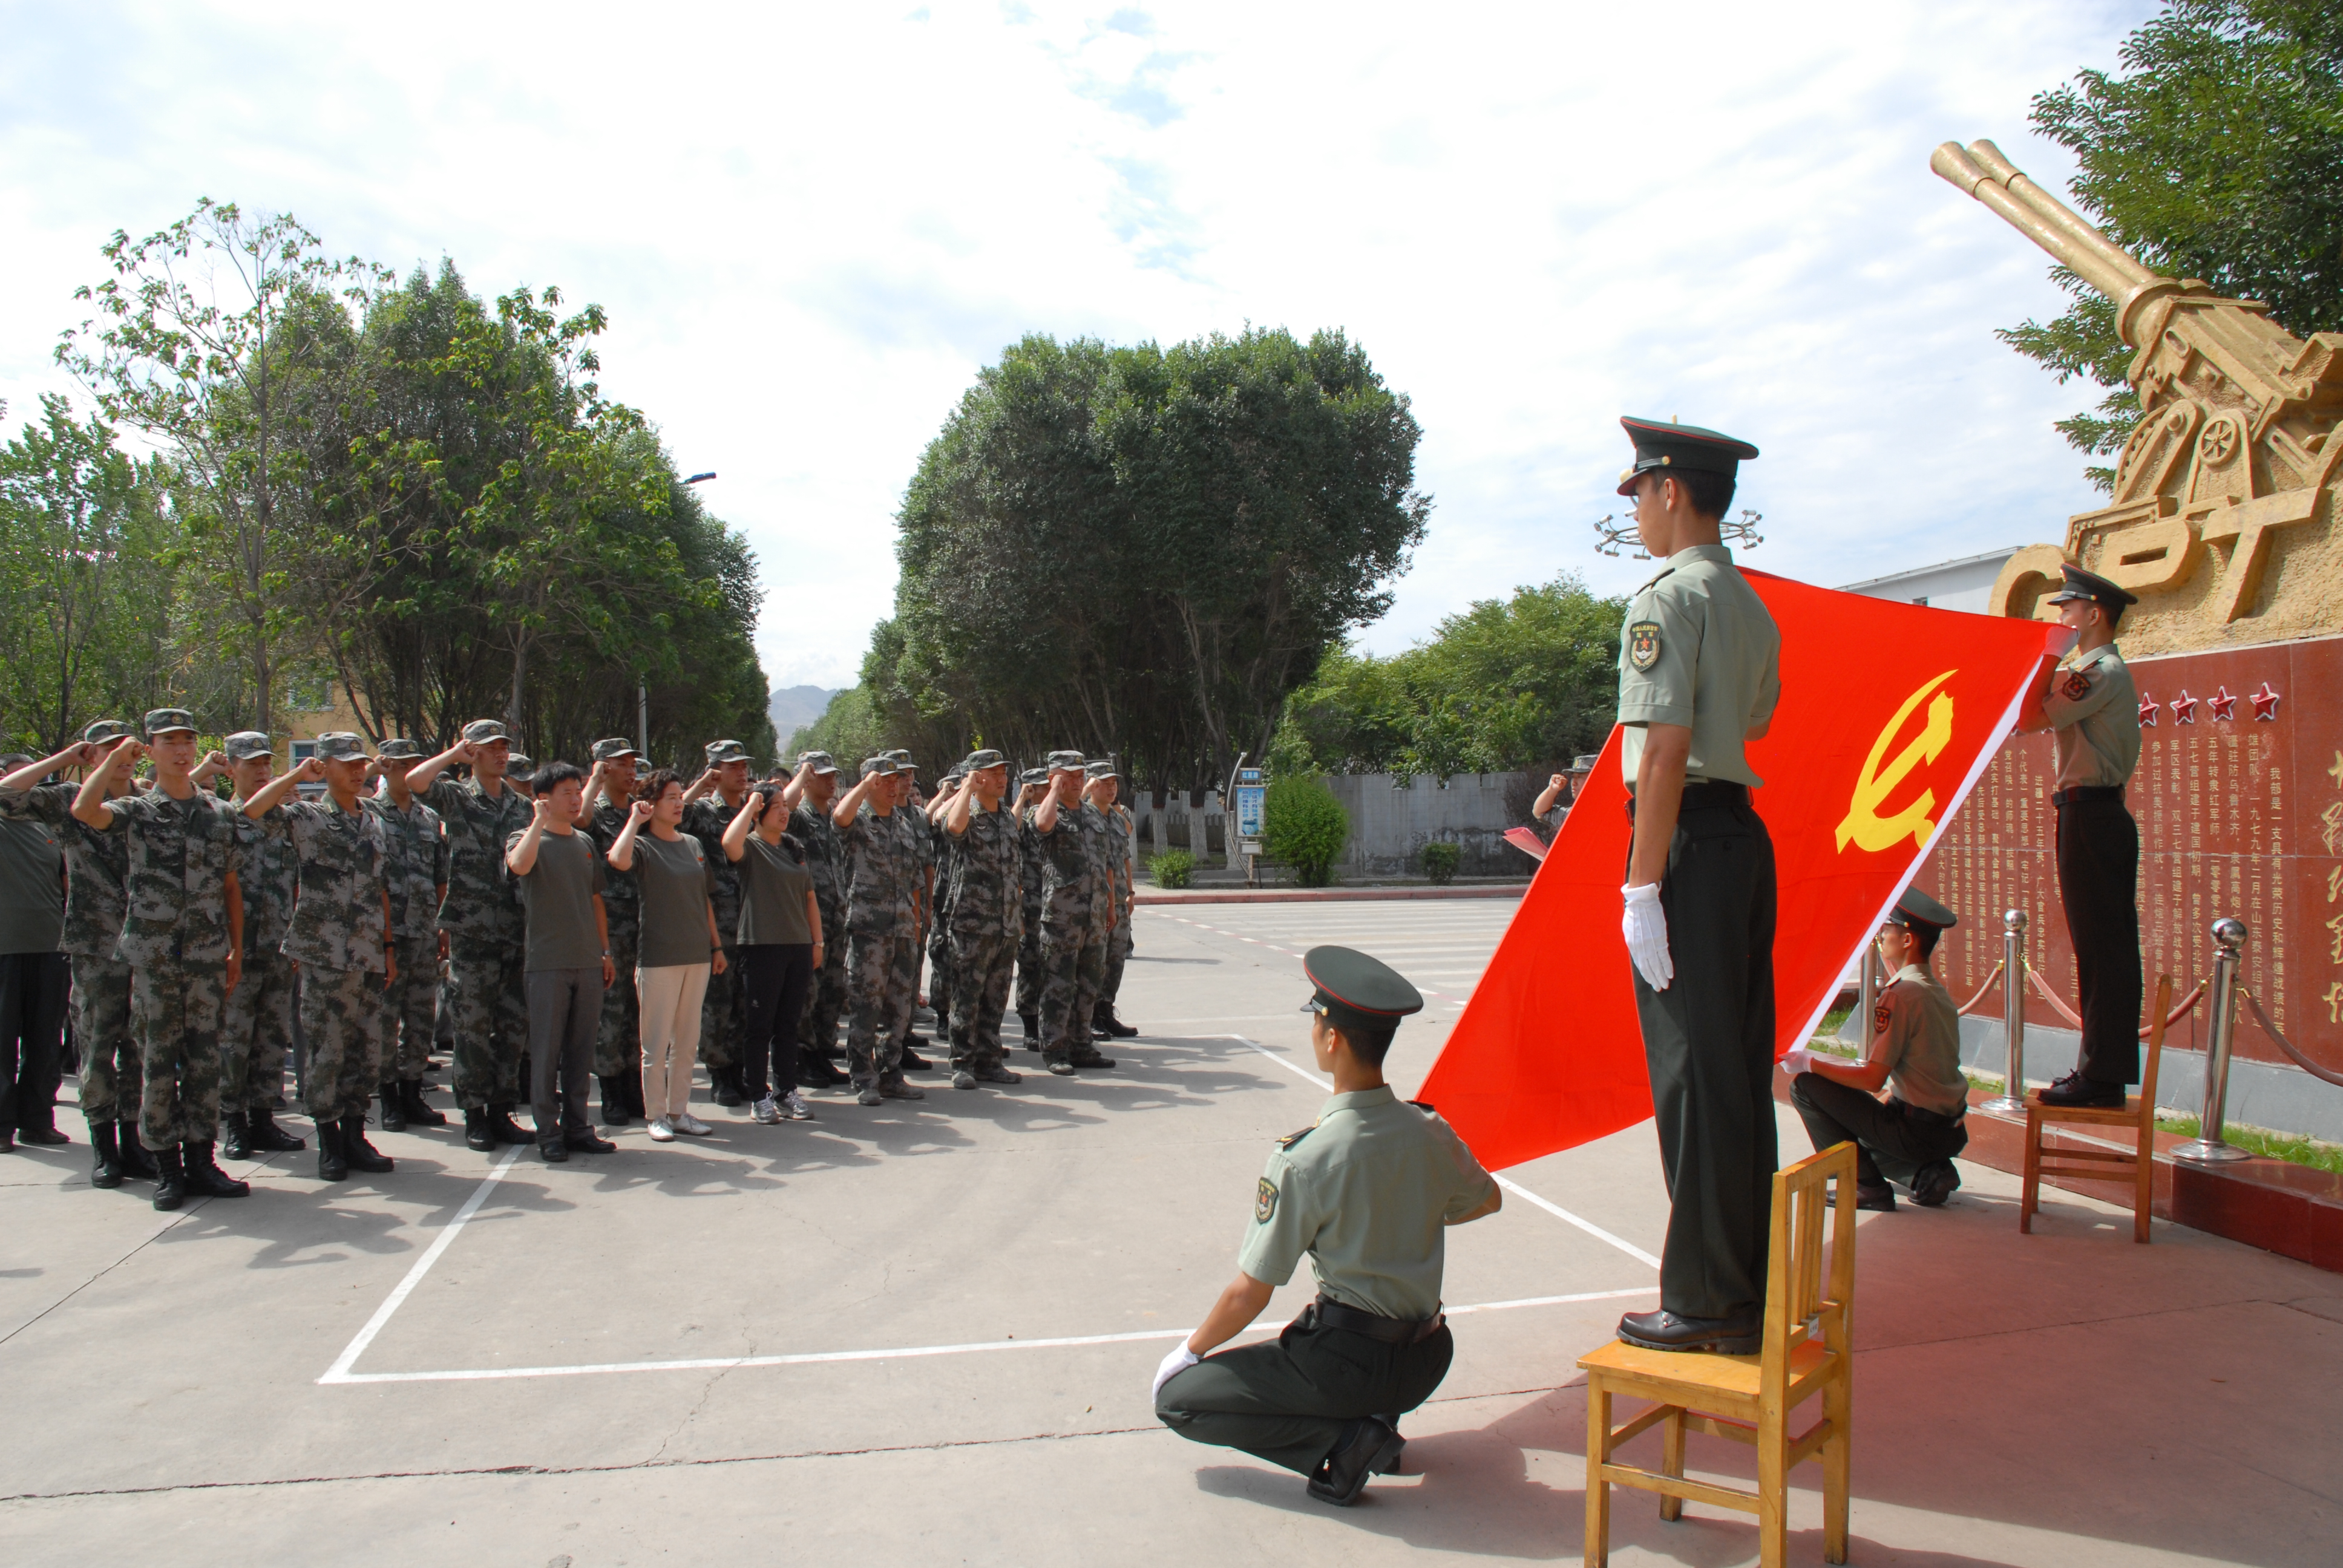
[0,1,2156,690]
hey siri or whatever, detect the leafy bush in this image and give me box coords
[1420,841,1460,884]
[1150,849,1195,889]
[1263,776,1349,887]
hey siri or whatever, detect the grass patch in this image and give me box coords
[2151,1111,2343,1176]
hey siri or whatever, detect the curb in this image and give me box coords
[1135,885,1528,906]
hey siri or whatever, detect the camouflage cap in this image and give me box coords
[461,719,509,745]
[82,718,134,745]
[223,731,275,761]
[142,708,197,737]
[1046,750,1086,772]
[314,732,369,762]
[1084,759,1118,780]
[1020,767,1048,786]
[963,749,1006,771]
[796,750,839,774]
[376,737,425,760]
[705,739,750,764]
[859,756,899,779]
[591,737,640,763]
[506,754,536,779]
[882,749,919,771]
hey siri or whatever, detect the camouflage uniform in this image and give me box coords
[423,771,533,1111]
[946,791,1021,1074]
[586,798,642,1081]
[840,787,917,1088]
[220,790,298,1117]
[1098,800,1136,1023]
[365,788,447,1085]
[278,795,391,1123]
[681,791,752,1080]
[1,778,136,1123]
[791,795,847,1056]
[1014,775,1046,1029]
[1032,776,1112,1063]
[926,806,957,1036]
[101,788,246,1151]
[889,785,934,1049]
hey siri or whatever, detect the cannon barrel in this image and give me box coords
[1932,139,2180,345]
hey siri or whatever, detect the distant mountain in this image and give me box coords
[767,684,840,738]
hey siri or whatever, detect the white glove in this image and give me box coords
[1152,1341,1201,1397]
[1781,1047,1814,1076]
[1620,881,1673,991]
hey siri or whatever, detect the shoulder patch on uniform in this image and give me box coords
[2062,670,2091,701]
[1254,1178,1279,1223]
[1279,1123,1317,1151]
[1627,621,1662,673]
[1872,1001,1893,1036]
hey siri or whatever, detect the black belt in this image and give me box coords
[1892,1097,1965,1127]
[2051,785,2126,806]
[1307,1296,1446,1346]
[1625,781,1751,820]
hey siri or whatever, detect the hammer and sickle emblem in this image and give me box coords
[1835,670,1957,854]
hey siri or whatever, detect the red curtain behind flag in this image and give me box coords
[1415,571,2058,1172]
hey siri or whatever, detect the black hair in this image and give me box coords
[1670,468,1736,520]
[1322,1007,1400,1067]
[533,760,586,795]
[779,831,805,864]
[637,767,684,803]
[1894,920,1942,962]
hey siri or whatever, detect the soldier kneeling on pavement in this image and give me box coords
[1784,887,1969,1212]
[1153,947,1501,1507]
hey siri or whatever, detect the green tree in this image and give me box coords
[789,684,886,767]
[2002,2,2343,488]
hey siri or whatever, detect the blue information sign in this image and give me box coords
[1234,767,1265,846]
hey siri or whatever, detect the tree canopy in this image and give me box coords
[2001,1,2343,489]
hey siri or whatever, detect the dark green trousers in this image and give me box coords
[1630,789,1778,1323]
[1155,1314,1453,1476]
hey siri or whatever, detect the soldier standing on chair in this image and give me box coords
[2020,563,2144,1109]
[1608,416,1781,1356]
[217,732,307,1161]
[366,739,448,1133]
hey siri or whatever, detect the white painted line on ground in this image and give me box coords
[1217,1034,1661,1272]
[316,1144,526,1386]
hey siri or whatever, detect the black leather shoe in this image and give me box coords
[219,1110,254,1161]
[1068,1048,1117,1070]
[463,1106,494,1152]
[18,1122,68,1146]
[712,1070,745,1107]
[246,1105,306,1152]
[1093,1010,1139,1038]
[316,1119,349,1181]
[152,1146,187,1211]
[2039,1071,2126,1108]
[900,1047,934,1072]
[1853,1181,1898,1212]
[182,1141,251,1198]
[564,1132,617,1154]
[117,1123,159,1181]
[1617,1309,1761,1354]
[799,1050,850,1088]
[400,1079,447,1127]
[539,1140,569,1163]
[378,1083,407,1133]
[90,1120,125,1188]
[1911,1161,1961,1207]
[1306,1417,1404,1506]
[342,1115,395,1174]
[490,1105,536,1146]
[598,1076,632,1126]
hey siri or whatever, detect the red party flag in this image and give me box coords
[1417,570,2063,1171]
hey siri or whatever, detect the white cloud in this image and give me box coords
[0,0,2157,691]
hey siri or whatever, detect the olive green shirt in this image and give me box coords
[2040,641,2140,791]
[1867,964,1968,1117]
[1616,543,1781,791]
[1237,1086,1496,1321]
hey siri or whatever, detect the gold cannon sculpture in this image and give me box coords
[1933,139,2343,650]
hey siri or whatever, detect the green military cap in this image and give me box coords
[1888,886,1958,932]
[591,737,639,763]
[82,719,134,745]
[143,708,197,738]
[506,754,536,780]
[2047,561,2138,616]
[704,739,750,764]
[881,749,919,772]
[314,732,369,762]
[1020,767,1048,786]
[223,731,274,760]
[963,748,1005,771]
[942,763,968,783]
[1615,415,1760,497]
[1301,946,1426,1039]
[860,756,899,778]
[1084,759,1118,780]
[797,750,839,774]
[461,719,508,745]
[1046,750,1086,773]
[376,737,424,760]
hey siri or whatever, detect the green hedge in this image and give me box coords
[1263,776,1349,887]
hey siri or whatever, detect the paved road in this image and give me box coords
[2,898,2334,1566]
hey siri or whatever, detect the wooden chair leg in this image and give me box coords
[1585,1383,1611,1568]
[2020,1112,2042,1233]
[1822,1375,1852,1564]
[1757,1408,1788,1568]
[1659,1406,1685,1522]
[2133,1129,2154,1244]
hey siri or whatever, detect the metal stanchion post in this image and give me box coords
[1982,909,2027,1114]
[1856,941,1878,1045]
[2175,918,2252,1164]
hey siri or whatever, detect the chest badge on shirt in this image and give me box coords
[1627,622,1662,672]
[1255,1178,1279,1223]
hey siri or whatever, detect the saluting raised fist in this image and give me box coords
[293,756,329,782]
[628,799,655,825]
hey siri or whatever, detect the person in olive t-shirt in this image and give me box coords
[505,762,615,1162]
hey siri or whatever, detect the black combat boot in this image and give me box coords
[315,1117,349,1182]
[799,1047,850,1088]
[488,1103,535,1146]
[90,1120,125,1188]
[152,1145,187,1211]
[246,1104,306,1152]
[463,1106,494,1152]
[341,1114,395,1174]
[1093,1005,1138,1038]
[1018,1011,1040,1043]
[378,1082,407,1133]
[712,1066,744,1107]
[220,1109,254,1162]
[623,1073,647,1120]
[182,1141,251,1198]
[117,1123,159,1181]
[399,1079,447,1127]
[598,1076,633,1127]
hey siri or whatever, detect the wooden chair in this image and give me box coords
[1578,1142,1857,1568]
[2021,973,2174,1244]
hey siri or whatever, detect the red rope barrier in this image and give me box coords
[2022,965,2203,1039]
[2238,987,2343,1089]
[1954,960,2004,1018]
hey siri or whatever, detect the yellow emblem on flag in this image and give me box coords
[1835,670,1956,854]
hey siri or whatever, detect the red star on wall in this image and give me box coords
[2249,682,2281,721]
[2208,685,2239,720]
[2168,691,2198,724]
[2138,692,2158,727]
